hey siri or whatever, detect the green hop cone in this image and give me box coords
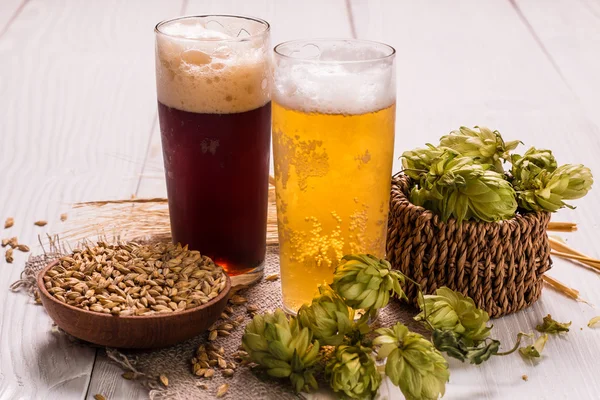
[410,153,517,223]
[511,147,557,186]
[331,254,406,312]
[326,345,382,399]
[415,287,492,344]
[242,309,320,393]
[554,164,594,200]
[298,284,355,346]
[374,323,449,400]
[517,163,593,212]
[439,126,520,172]
[401,144,446,180]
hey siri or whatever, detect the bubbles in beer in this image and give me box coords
[181,49,212,66]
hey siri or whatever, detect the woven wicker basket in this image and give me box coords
[386,174,552,318]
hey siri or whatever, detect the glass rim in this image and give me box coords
[155,14,270,42]
[273,38,396,64]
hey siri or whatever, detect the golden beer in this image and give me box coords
[273,102,396,311]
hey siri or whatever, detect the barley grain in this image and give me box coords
[159,374,169,387]
[4,217,14,229]
[216,383,229,397]
[5,248,14,263]
[42,241,227,316]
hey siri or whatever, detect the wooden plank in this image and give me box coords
[86,351,147,400]
[514,0,600,130]
[0,0,182,398]
[349,0,600,398]
[348,0,595,170]
[184,0,353,43]
[0,174,94,399]
[0,0,24,35]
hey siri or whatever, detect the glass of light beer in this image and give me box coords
[155,16,271,282]
[272,39,396,313]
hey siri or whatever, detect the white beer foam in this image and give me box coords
[273,61,395,115]
[156,22,270,114]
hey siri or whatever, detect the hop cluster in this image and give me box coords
[416,287,491,345]
[401,126,592,222]
[242,309,320,393]
[409,153,517,223]
[511,149,593,212]
[374,323,449,400]
[511,147,557,183]
[402,144,446,180]
[242,254,452,399]
[439,126,520,172]
[326,345,382,399]
[331,254,406,312]
[414,287,505,365]
[297,285,354,346]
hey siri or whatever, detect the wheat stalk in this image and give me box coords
[547,221,577,232]
[59,186,278,246]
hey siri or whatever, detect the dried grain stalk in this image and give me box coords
[55,185,277,248]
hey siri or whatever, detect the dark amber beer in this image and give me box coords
[155,16,271,281]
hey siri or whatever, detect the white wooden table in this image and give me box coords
[1,1,599,399]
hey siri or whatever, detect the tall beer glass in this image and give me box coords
[272,39,396,313]
[155,16,271,282]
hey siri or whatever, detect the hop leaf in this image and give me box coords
[410,153,517,223]
[332,254,406,312]
[416,287,492,345]
[535,314,571,334]
[297,285,355,346]
[430,329,469,362]
[374,323,449,400]
[430,329,500,365]
[463,339,501,364]
[439,126,520,172]
[242,309,321,392]
[326,345,382,399]
[519,334,548,359]
[516,164,593,212]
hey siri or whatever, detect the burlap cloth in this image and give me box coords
[12,245,423,399]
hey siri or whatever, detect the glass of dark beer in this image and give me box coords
[155,15,271,283]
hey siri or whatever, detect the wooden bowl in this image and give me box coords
[37,260,231,349]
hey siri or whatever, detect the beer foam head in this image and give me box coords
[155,16,271,114]
[273,40,396,115]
